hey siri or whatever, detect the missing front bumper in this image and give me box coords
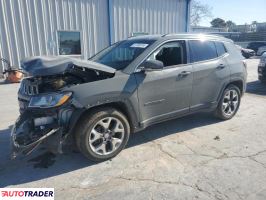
[10,105,82,159]
[10,111,61,159]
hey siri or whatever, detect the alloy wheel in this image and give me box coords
[222,89,239,116]
[88,117,125,156]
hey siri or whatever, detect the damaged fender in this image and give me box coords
[12,56,139,158]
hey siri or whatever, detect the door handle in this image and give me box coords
[179,71,192,77]
[216,64,226,70]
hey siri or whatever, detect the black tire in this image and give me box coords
[75,107,130,162]
[215,84,241,120]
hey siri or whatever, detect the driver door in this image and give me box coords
[134,41,193,126]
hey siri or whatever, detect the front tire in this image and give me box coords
[75,107,130,162]
[215,85,241,120]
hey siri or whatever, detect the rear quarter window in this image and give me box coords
[189,40,218,63]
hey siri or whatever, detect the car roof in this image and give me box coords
[127,33,233,43]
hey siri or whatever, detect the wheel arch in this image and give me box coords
[217,79,245,104]
[229,80,244,95]
[71,101,139,135]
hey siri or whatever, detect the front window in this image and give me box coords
[147,41,187,67]
[91,39,155,70]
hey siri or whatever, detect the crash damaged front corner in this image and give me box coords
[11,106,78,159]
[11,56,116,158]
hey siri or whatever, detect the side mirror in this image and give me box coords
[140,60,164,72]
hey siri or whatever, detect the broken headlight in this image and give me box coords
[29,92,72,108]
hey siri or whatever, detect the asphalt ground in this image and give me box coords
[0,59,266,200]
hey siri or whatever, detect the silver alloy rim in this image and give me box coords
[88,117,125,156]
[222,89,239,116]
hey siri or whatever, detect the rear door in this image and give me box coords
[188,40,230,111]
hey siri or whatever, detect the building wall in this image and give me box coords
[0,0,189,69]
[0,0,109,68]
[110,0,188,43]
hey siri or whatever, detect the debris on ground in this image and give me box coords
[214,136,220,141]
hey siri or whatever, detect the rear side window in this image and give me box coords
[215,42,227,56]
[189,40,217,62]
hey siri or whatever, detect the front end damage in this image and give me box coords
[11,105,75,158]
[11,56,115,158]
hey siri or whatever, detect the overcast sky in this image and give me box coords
[198,0,266,26]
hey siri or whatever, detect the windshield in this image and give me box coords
[90,39,156,70]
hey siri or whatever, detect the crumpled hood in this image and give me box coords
[21,56,116,76]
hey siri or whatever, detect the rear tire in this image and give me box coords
[75,107,130,162]
[215,85,241,120]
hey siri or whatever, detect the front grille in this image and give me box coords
[19,79,39,95]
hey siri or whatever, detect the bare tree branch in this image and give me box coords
[190,0,213,26]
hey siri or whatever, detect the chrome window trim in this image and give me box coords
[134,38,229,73]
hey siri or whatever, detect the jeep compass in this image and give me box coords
[12,34,247,161]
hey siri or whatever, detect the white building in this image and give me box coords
[0,0,191,69]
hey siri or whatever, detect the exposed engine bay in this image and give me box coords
[21,65,114,94]
[37,68,113,92]
[11,56,116,158]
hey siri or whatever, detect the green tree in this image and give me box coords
[226,20,236,31]
[252,21,258,25]
[210,18,227,28]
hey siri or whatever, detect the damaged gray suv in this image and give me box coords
[12,34,247,161]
